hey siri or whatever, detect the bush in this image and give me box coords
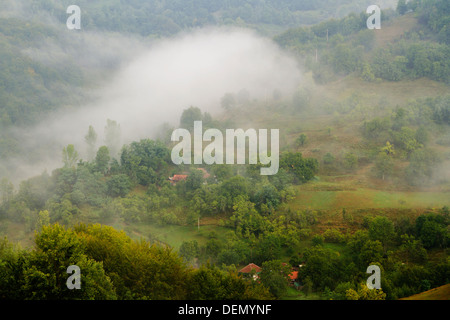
[107,174,131,197]
[323,229,345,243]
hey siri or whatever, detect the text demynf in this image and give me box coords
[171,121,279,175]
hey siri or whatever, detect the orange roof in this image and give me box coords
[197,168,210,178]
[289,271,298,280]
[171,175,188,181]
[239,263,262,273]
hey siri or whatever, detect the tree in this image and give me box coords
[381,141,395,156]
[62,144,79,168]
[253,184,281,212]
[74,223,188,299]
[0,178,14,210]
[396,235,428,264]
[185,169,204,192]
[415,126,429,145]
[392,127,422,155]
[311,234,324,246]
[346,283,386,300]
[220,93,236,110]
[373,152,394,180]
[20,224,116,299]
[186,264,272,300]
[299,246,343,291]
[211,164,232,181]
[95,146,110,174]
[361,62,376,82]
[35,210,50,232]
[322,152,335,166]
[343,152,358,170]
[104,119,121,159]
[84,125,97,161]
[397,0,408,15]
[296,134,307,147]
[415,214,448,248]
[279,152,318,184]
[359,240,384,266]
[219,176,250,211]
[179,240,199,263]
[255,234,282,263]
[107,174,131,197]
[259,260,292,298]
[180,106,203,129]
[368,216,395,252]
[405,149,440,186]
[120,139,170,186]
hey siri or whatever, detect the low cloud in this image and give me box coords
[4,26,303,182]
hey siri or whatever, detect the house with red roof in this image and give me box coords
[238,263,262,280]
[168,174,188,185]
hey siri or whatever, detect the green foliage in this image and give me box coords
[95,146,110,174]
[0,224,117,299]
[186,264,272,300]
[179,240,200,263]
[75,223,188,299]
[106,174,131,198]
[258,260,292,298]
[323,228,345,243]
[405,148,440,186]
[279,152,318,184]
[346,283,386,300]
[397,0,408,15]
[299,246,345,291]
[62,144,79,168]
[296,134,307,147]
[368,216,395,251]
[120,139,170,186]
[415,213,449,248]
[84,126,98,161]
[343,152,358,170]
[373,152,394,180]
[104,120,122,159]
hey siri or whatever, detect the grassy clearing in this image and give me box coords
[120,221,231,250]
[289,180,450,211]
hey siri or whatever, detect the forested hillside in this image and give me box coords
[275,0,450,84]
[0,0,449,301]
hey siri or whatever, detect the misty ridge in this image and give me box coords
[2,25,303,184]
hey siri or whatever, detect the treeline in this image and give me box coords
[1,206,448,299]
[0,105,319,229]
[22,0,378,35]
[0,223,272,299]
[295,209,449,300]
[274,0,450,84]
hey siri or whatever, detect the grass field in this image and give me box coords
[289,180,450,211]
[112,220,231,250]
[400,284,450,300]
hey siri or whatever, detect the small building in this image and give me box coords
[289,271,298,285]
[168,174,188,185]
[238,263,262,280]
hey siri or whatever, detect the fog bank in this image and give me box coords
[6,27,303,182]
